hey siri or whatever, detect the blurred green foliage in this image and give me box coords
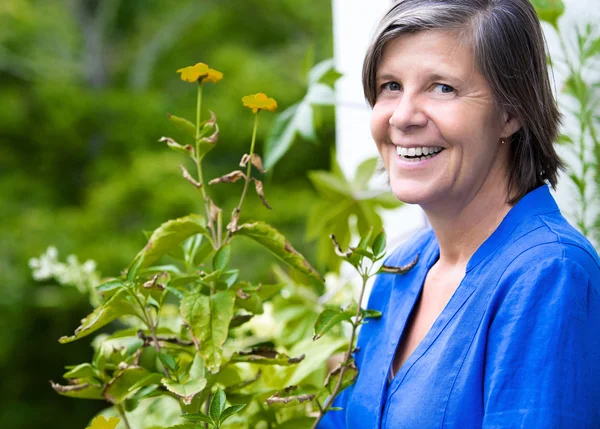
[0,1,333,428]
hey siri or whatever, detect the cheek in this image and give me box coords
[370,105,390,148]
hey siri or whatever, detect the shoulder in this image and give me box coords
[491,221,600,321]
[502,210,600,284]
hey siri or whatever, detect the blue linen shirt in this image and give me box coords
[318,185,600,428]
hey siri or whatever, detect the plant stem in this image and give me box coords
[311,270,370,429]
[225,112,260,243]
[145,308,170,378]
[116,404,133,429]
[194,81,217,245]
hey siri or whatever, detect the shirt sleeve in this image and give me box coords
[483,254,600,428]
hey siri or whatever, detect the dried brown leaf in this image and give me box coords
[180,164,202,188]
[253,178,272,209]
[209,170,246,185]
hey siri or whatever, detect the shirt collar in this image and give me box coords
[466,184,560,272]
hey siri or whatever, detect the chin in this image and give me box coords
[389,181,434,205]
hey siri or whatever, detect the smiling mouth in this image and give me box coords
[396,145,445,162]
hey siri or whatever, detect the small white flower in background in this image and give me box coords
[29,246,101,301]
[28,246,59,281]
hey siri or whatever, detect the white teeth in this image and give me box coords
[395,145,443,158]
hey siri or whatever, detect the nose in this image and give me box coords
[388,92,428,131]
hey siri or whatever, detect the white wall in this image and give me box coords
[332,0,600,248]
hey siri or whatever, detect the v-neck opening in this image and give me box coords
[388,248,440,382]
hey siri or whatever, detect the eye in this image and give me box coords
[381,81,402,92]
[433,83,455,94]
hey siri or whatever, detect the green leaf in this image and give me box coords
[63,363,99,380]
[264,101,315,170]
[212,244,231,271]
[313,308,353,340]
[158,352,178,373]
[181,412,214,425]
[162,353,207,405]
[209,388,227,422]
[96,279,125,300]
[181,290,236,373]
[557,134,574,145]
[193,235,214,266]
[308,58,343,88]
[234,222,323,282]
[59,288,143,344]
[168,114,196,138]
[371,230,387,258]
[129,215,209,272]
[50,381,104,400]
[353,157,378,189]
[361,309,382,320]
[104,366,161,404]
[219,404,246,425]
[531,0,565,29]
[275,417,316,429]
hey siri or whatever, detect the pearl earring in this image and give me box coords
[500,138,507,145]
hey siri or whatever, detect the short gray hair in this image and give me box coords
[363,0,563,203]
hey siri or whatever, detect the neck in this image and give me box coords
[423,175,513,268]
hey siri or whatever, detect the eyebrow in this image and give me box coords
[376,70,466,85]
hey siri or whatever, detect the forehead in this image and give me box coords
[376,30,478,79]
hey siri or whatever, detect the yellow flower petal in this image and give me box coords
[176,62,223,84]
[86,415,121,429]
[242,93,278,114]
[204,69,223,83]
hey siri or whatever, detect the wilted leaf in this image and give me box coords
[160,136,194,158]
[240,153,265,173]
[234,222,323,282]
[253,178,272,209]
[379,255,419,275]
[231,347,305,366]
[209,170,246,185]
[266,386,315,408]
[50,381,104,400]
[180,164,202,188]
[324,360,358,393]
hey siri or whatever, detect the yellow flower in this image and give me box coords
[176,62,223,83]
[86,416,120,429]
[242,93,278,114]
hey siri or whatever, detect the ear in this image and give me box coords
[501,111,522,139]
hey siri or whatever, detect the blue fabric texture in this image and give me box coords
[317,185,600,428]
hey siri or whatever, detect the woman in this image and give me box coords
[319,0,600,427]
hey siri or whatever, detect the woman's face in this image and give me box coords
[371,30,520,211]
